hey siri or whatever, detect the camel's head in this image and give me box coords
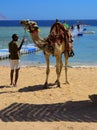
[20,20,40,34]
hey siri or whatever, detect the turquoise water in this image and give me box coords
[0,26,97,67]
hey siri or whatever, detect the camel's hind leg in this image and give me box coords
[64,52,69,84]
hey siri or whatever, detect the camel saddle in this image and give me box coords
[46,22,74,57]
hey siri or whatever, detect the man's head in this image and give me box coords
[12,34,18,41]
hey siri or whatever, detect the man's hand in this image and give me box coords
[21,38,25,44]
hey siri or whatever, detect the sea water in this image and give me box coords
[0,20,97,67]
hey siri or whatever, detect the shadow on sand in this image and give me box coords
[0,97,97,122]
[0,85,11,89]
[18,83,57,92]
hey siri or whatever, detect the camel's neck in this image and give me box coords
[30,33,47,50]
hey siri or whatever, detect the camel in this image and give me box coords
[20,20,73,89]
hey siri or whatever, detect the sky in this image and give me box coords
[0,0,97,20]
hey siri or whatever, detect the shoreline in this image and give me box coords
[1,63,97,68]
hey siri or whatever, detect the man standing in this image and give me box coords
[8,34,25,87]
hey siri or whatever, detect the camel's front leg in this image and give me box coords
[55,55,63,87]
[64,52,69,84]
[43,52,50,89]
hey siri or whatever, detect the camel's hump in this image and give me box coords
[50,22,66,35]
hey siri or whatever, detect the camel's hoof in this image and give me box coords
[55,80,58,84]
[64,81,69,84]
[43,85,48,89]
[57,82,60,88]
[57,85,61,88]
[55,80,61,88]
[43,83,48,89]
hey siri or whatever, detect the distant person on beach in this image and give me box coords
[77,24,80,31]
[76,21,81,31]
[8,34,25,87]
[71,25,75,31]
[63,20,69,30]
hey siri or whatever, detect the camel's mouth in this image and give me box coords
[20,20,40,33]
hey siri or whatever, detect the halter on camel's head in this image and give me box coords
[20,20,40,35]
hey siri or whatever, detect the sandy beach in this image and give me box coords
[0,66,97,130]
